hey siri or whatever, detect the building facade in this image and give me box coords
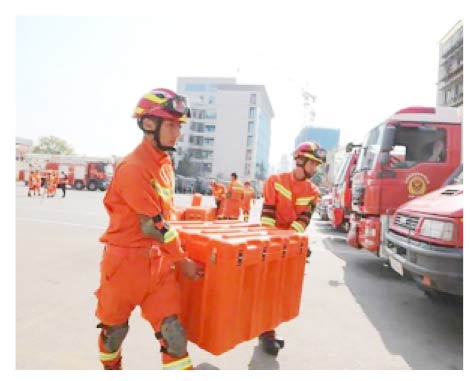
[176,77,274,182]
[437,21,463,107]
[294,126,340,151]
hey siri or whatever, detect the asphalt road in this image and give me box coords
[16,183,463,370]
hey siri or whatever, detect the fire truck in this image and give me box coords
[22,153,115,191]
[327,144,360,232]
[346,106,461,257]
[384,164,463,296]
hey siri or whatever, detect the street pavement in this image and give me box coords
[16,183,463,370]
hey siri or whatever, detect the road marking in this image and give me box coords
[17,217,105,230]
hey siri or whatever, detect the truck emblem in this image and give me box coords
[407,174,427,196]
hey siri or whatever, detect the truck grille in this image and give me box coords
[394,213,420,231]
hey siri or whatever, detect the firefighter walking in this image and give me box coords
[94,87,203,370]
[220,172,244,220]
[258,141,326,355]
[242,180,255,222]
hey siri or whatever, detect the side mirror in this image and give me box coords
[346,142,353,152]
[381,126,395,152]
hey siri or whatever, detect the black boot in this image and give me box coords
[258,330,284,356]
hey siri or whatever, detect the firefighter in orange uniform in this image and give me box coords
[27,171,36,197]
[221,172,244,220]
[258,141,326,356]
[34,171,42,196]
[94,88,203,370]
[46,171,56,197]
[242,181,255,222]
[210,180,226,218]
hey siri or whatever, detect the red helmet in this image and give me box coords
[294,141,327,164]
[133,88,191,123]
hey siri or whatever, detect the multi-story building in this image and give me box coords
[294,126,340,151]
[437,21,463,107]
[177,77,274,182]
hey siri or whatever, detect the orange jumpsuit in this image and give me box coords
[261,171,320,232]
[210,182,226,218]
[34,172,42,195]
[242,185,255,222]
[220,179,244,219]
[27,173,36,196]
[95,138,193,370]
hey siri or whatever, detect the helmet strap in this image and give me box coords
[138,117,176,152]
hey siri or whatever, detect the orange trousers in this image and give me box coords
[95,244,193,370]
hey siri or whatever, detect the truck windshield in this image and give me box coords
[356,124,384,171]
[334,153,353,185]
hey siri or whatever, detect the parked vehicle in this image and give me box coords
[328,144,360,232]
[317,193,332,221]
[346,106,462,256]
[383,165,463,296]
[22,153,114,191]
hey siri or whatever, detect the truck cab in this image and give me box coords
[328,146,359,232]
[346,106,461,255]
[384,164,463,296]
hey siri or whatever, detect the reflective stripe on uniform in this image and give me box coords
[274,182,292,200]
[296,196,314,206]
[261,216,276,227]
[99,349,121,361]
[151,179,172,202]
[162,356,193,370]
[291,220,305,233]
[163,226,178,243]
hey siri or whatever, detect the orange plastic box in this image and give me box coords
[176,223,308,355]
[183,206,217,221]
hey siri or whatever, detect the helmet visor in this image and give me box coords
[167,95,191,117]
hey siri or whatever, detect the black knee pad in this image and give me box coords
[157,315,187,358]
[98,321,129,353]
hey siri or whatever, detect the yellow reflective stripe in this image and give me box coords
[291,220,305,233]
[135,106,144,115]
[151,179,172,202]
[296,196,314,206]
[274,182,292,200]
[162,356,192,370]
[261,216,276,227]
[164,226,178,243]
[99,349,121,361]
[145,93,167,104]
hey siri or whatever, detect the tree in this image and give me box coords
[33,135,75,155]
[176,152,201,177]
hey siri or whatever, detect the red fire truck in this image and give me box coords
[23,153,115,191]
[384,164,463,296]
[328,145,360,232]
[346,106,461,257]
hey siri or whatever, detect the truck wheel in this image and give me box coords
[423,288,461,304]
[87,181,97,191]
[74,180,84,190]
[99,186,107,191]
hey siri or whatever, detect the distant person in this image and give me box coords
[58,171,68,197]
[94,87,202,370]
[222,172,244,220]
[210,180,226,218]
[242,181,255,222]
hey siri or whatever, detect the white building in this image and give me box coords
[437,21,463,107]
[176,77,274,182]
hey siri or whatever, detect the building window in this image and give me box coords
[204,138,214,146]
[192,109,206,119]
[248,121,254,135]
[179,134,184,142]
[249,107,256,119]
[245,163,251,176]
[208,95,215,105]
[247,136,253,148]
[206,110,217,119]
[246,149,252,161]
[185,83,206,92]
[250,94,257,105]
[205,124,216,133]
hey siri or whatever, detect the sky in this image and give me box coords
[15,1,463,170]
